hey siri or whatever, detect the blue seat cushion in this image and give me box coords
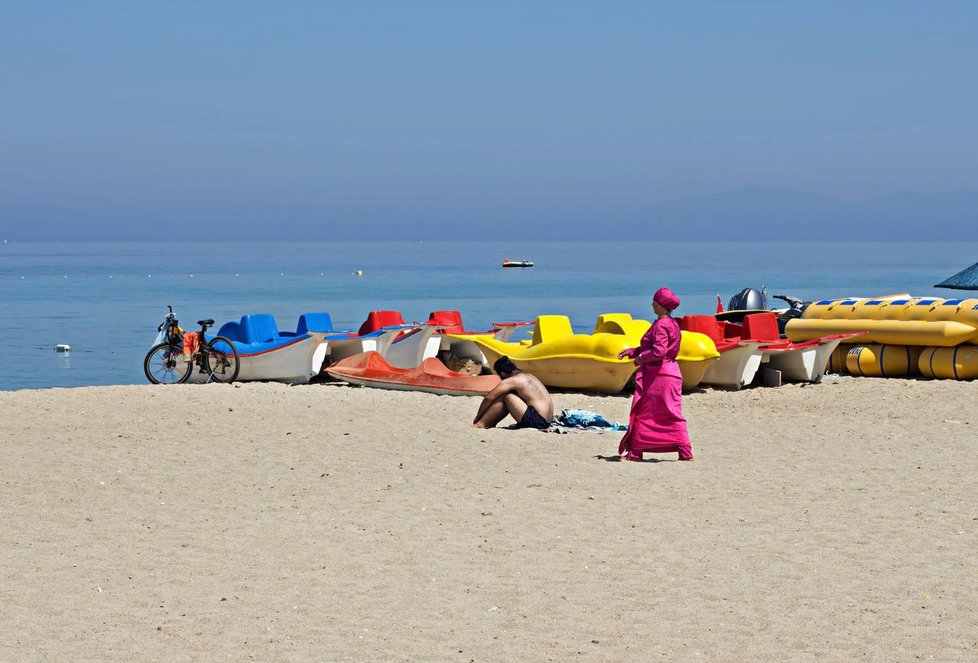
[242,314,279,343]
[297,312,335,334]
[216,320,243,341]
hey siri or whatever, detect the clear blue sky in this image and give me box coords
[1,1,977,238]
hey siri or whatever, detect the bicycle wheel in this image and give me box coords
[204,336,240,383]
[144,343,193,384]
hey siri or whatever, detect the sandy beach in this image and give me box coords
[2,376,975,661]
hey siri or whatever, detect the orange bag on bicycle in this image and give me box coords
[182,332,200,362]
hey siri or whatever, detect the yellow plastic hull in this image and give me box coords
[677,354,718,392]
[451,314,719,394]
[674,330,721,391]
[469,342,638,393]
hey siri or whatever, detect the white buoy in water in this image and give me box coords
[353,269,364,276]
[55,344,71,353]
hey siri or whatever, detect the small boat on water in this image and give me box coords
[325,351,501,396]
[502,258,534,268]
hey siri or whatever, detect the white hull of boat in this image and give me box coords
[700,342,764,390]
[364,325,486,369]
[435,323,534,369]
[317,322,534,375]
[385,326,443,368]
[314,337,378,372]
[314,325,424,374]
[189,332,326,384]
[762,337,844,383]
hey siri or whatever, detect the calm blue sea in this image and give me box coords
[2,240,976,391]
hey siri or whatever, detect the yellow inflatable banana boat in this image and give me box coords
[786,296,978,347]
[450,313,719,394]
[799,296,978,380]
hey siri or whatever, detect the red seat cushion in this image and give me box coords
[678,315,723,344]
[720,320,743,340]
[358,310,407,336]
[741,312,780,341]
[427,310,464,334]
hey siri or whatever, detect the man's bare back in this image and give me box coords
[472,364,554,429]
[501,372,553,419]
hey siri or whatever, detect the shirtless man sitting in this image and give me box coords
[472,356,554,429]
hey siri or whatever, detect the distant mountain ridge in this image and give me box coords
[629,186,978,240]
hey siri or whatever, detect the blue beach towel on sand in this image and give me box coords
[550,408,627,433]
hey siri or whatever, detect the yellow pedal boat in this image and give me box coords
[449,313,719,394]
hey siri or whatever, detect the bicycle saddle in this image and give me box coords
[197,319,215,326]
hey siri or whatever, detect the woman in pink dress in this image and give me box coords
[617,287,693,462]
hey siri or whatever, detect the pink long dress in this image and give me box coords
[618,315,693,461]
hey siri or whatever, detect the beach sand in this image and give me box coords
[2,376,975,661]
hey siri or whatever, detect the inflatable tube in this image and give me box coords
[787,318,978,347]
[790,296,978,347]
[825,343,856,375]
[918,346,978,380]
[801,296,977,322]
[845,345,922,378]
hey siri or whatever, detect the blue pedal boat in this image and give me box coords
[199,313,343,384]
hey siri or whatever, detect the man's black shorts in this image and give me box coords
[517,406,550,430]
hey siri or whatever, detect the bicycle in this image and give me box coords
[143,306,240,384]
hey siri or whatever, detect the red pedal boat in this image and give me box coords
[324,351,501,396]
[680,311,859,389]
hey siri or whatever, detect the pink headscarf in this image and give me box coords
[653,287,680,311]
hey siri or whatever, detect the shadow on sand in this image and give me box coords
[595,454,672,463]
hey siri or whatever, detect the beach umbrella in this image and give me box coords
[934,262,978,291]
